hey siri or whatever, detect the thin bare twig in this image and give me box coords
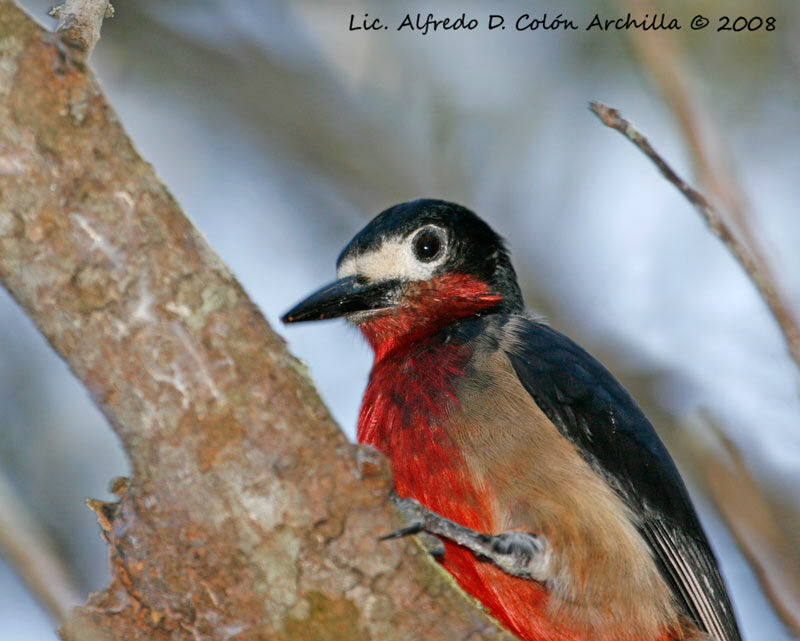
[0,471,83,622]
[702,418,800,636]
[589,101,800,371]
[623,0,754,235]
[623,0,790,364]
[48,0,114,59]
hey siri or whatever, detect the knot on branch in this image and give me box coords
[49,0,114,61]
[85,476,130,542]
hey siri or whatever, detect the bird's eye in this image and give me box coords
[412,228,444,262]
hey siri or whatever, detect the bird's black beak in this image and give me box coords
[281,275,399,323]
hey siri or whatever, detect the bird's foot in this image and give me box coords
[382,493,550,581]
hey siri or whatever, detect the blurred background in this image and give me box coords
[3,0,799,638]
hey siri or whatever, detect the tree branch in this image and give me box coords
[0,3,513,640]
[702,418,800,636]
[49,0,113,60]
[589,101,800,371]
[0,469,83,622]
[623,0,760,245]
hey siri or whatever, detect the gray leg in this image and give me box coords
[382,493,550,582]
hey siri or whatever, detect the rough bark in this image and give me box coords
[0,3,515,640]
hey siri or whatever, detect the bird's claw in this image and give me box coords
[381,496,446,556]
[379,521,423,540]
[383,492,550,581]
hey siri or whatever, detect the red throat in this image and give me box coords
[354,273,555,640]
[356,273,501,361]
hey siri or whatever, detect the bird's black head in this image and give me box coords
[281,199,524,329]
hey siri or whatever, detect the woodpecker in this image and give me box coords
[282,199,742,641]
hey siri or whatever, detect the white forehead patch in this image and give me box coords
[337,226,448,282]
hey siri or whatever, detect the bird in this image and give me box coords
[281,199,742,641]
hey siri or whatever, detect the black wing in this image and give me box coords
[503,317,741,641]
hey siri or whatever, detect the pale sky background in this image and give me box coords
[3,1,799,639]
